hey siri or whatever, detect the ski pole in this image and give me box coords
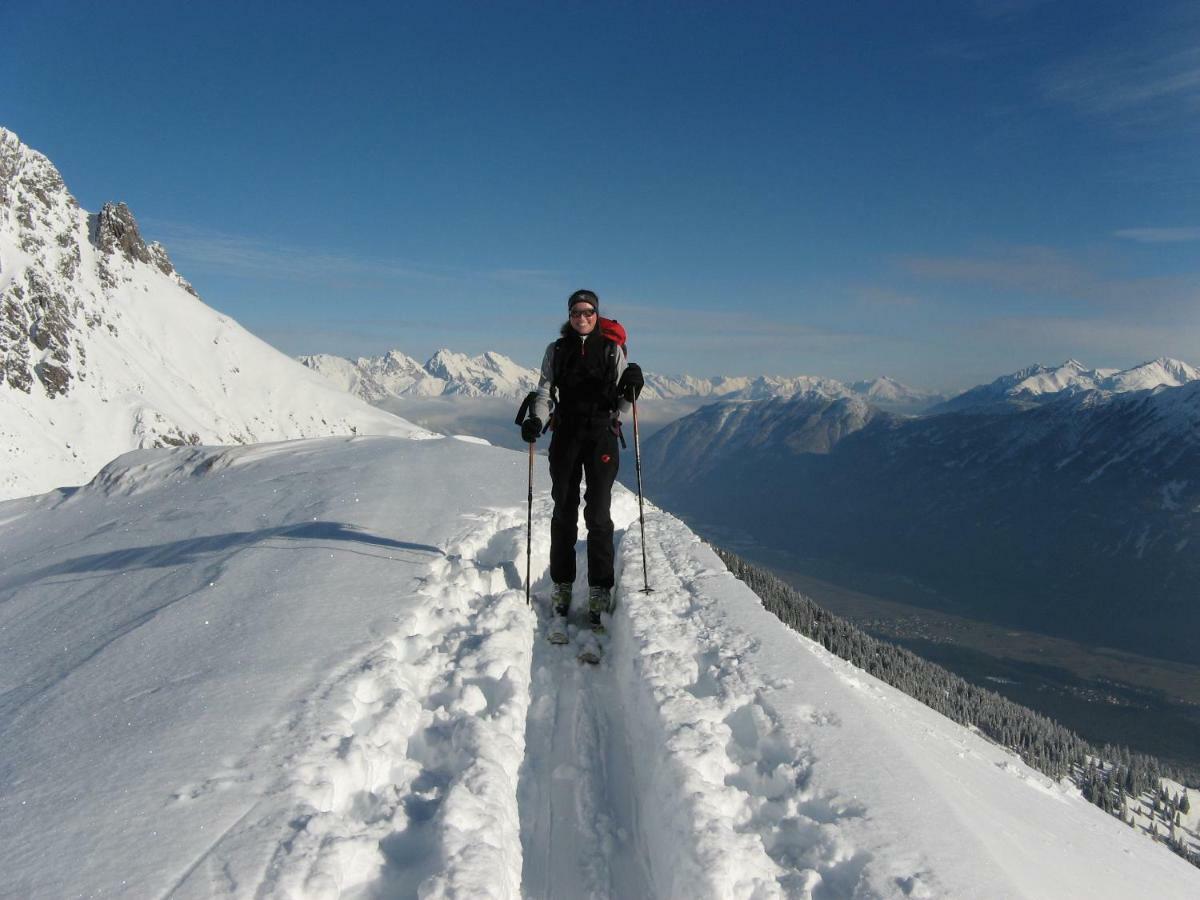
[525,439,534,606]
[514,392,537,606]
[631,399,653,593]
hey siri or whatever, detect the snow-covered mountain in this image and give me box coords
[299,348,540,402]
[0,128,421,501]
[642,394,886,488]
[850,374,944,411]
[4,435,1197,897]
[645,371,944,414]
[644,372,851,402]
[933,358,1200,414]
[641,378,1200,664]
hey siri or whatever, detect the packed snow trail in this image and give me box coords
[517,526,654,900]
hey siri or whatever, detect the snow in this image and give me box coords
[4,435,1199,898]
[1,436,535,898]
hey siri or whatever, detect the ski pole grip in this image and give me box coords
[515,391,536,426]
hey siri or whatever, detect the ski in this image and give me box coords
[575,624,605,664]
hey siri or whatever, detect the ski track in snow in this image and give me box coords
[518,524,655,900]
[170,504,538,899]
[163,490,904,899]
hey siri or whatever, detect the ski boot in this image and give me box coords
[548,582,571,644]
[588,586,610,635]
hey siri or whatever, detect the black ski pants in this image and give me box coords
[548,418,619,588]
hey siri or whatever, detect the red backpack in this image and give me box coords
[598,316,627,356]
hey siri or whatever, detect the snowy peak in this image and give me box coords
[1105,357,1200,393]
[378,348,423,374]
[302,348,540,401]
[850,374,943,408]
[423,348,537,397]
[934,358,1200,414]
[0,127,421,500]
[645,370,942,413]
[0,126,71,221]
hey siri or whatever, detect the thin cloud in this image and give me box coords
[141,219,444,284]
[901,246,1093,294]
[852,286,925,309]
[959,314,1200,364]
[613,301,867,341]
[899,245,1200,310]
[1114,227,1200,244]
[1040,6,1200,131]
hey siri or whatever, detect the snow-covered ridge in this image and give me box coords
[0,127,423,501]
[3,436,1197,897]
[934,357,1200,414]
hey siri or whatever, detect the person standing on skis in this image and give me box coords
[519,289,643,638]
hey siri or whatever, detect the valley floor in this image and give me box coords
[2,436,1198,898]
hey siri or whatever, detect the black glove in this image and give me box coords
[521,416,542,443]
[619,363,644,402]
[610,412,627,448]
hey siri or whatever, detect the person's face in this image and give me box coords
[569,304,598,335]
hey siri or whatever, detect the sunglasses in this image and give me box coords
[570,307,597,318]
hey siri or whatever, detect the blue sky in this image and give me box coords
[3,0,1198,391]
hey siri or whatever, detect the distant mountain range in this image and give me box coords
[930,358,1200,415]
[298,349,540,401]
[641,359,1200,663]
[0,128,419,501]
[301,351,946,415]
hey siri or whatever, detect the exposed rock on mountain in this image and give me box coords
[0,127,421,501]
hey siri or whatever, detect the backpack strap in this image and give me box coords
[550,337,567,404]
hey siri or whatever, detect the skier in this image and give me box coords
[520,289,643,641]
